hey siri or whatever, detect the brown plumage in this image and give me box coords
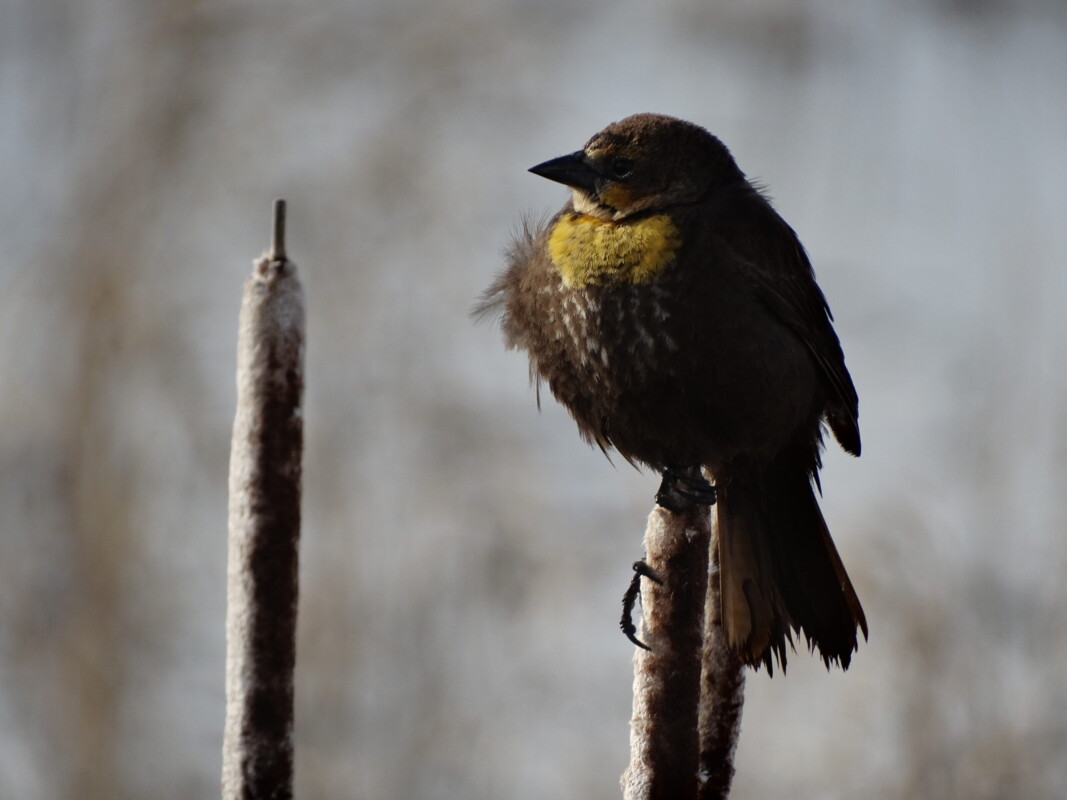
[477,113,866,672]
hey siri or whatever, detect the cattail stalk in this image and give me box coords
[621,505,712,800]
[222,200,305,800]
[697,519,745,800]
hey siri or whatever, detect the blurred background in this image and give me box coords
[3,0,1066,797]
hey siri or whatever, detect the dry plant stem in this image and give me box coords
[222,200,305,800]
[621,505,711,800]
[697,518,745,800]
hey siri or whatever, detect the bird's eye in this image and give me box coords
[609,157,635,178]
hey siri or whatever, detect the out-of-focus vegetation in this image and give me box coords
[2,1,1065,797]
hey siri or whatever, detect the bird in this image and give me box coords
[476,113,866,672]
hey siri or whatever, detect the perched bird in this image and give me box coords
[477,113,866,671]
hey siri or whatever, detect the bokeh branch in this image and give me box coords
[222,200,305,800]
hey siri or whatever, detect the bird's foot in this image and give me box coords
[655,465,717,511]
[620,560,663,650]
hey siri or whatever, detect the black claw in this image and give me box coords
[656,465,717,511]
[620,560,663,650]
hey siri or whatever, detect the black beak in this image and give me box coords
[528,151,599,193]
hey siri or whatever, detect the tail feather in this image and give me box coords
[717,480,792,672]
[715,451,866,673]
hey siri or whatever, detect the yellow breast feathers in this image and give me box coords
[547,212,681,288]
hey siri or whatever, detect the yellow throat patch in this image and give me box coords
[547,212,681,288]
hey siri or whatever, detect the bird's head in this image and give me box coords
[529,113,745,221]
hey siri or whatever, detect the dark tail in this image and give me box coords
[715,446,867,674]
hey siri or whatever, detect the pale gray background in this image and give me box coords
[2,0,1065,797]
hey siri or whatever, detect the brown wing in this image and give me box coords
[737,193,861,457]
